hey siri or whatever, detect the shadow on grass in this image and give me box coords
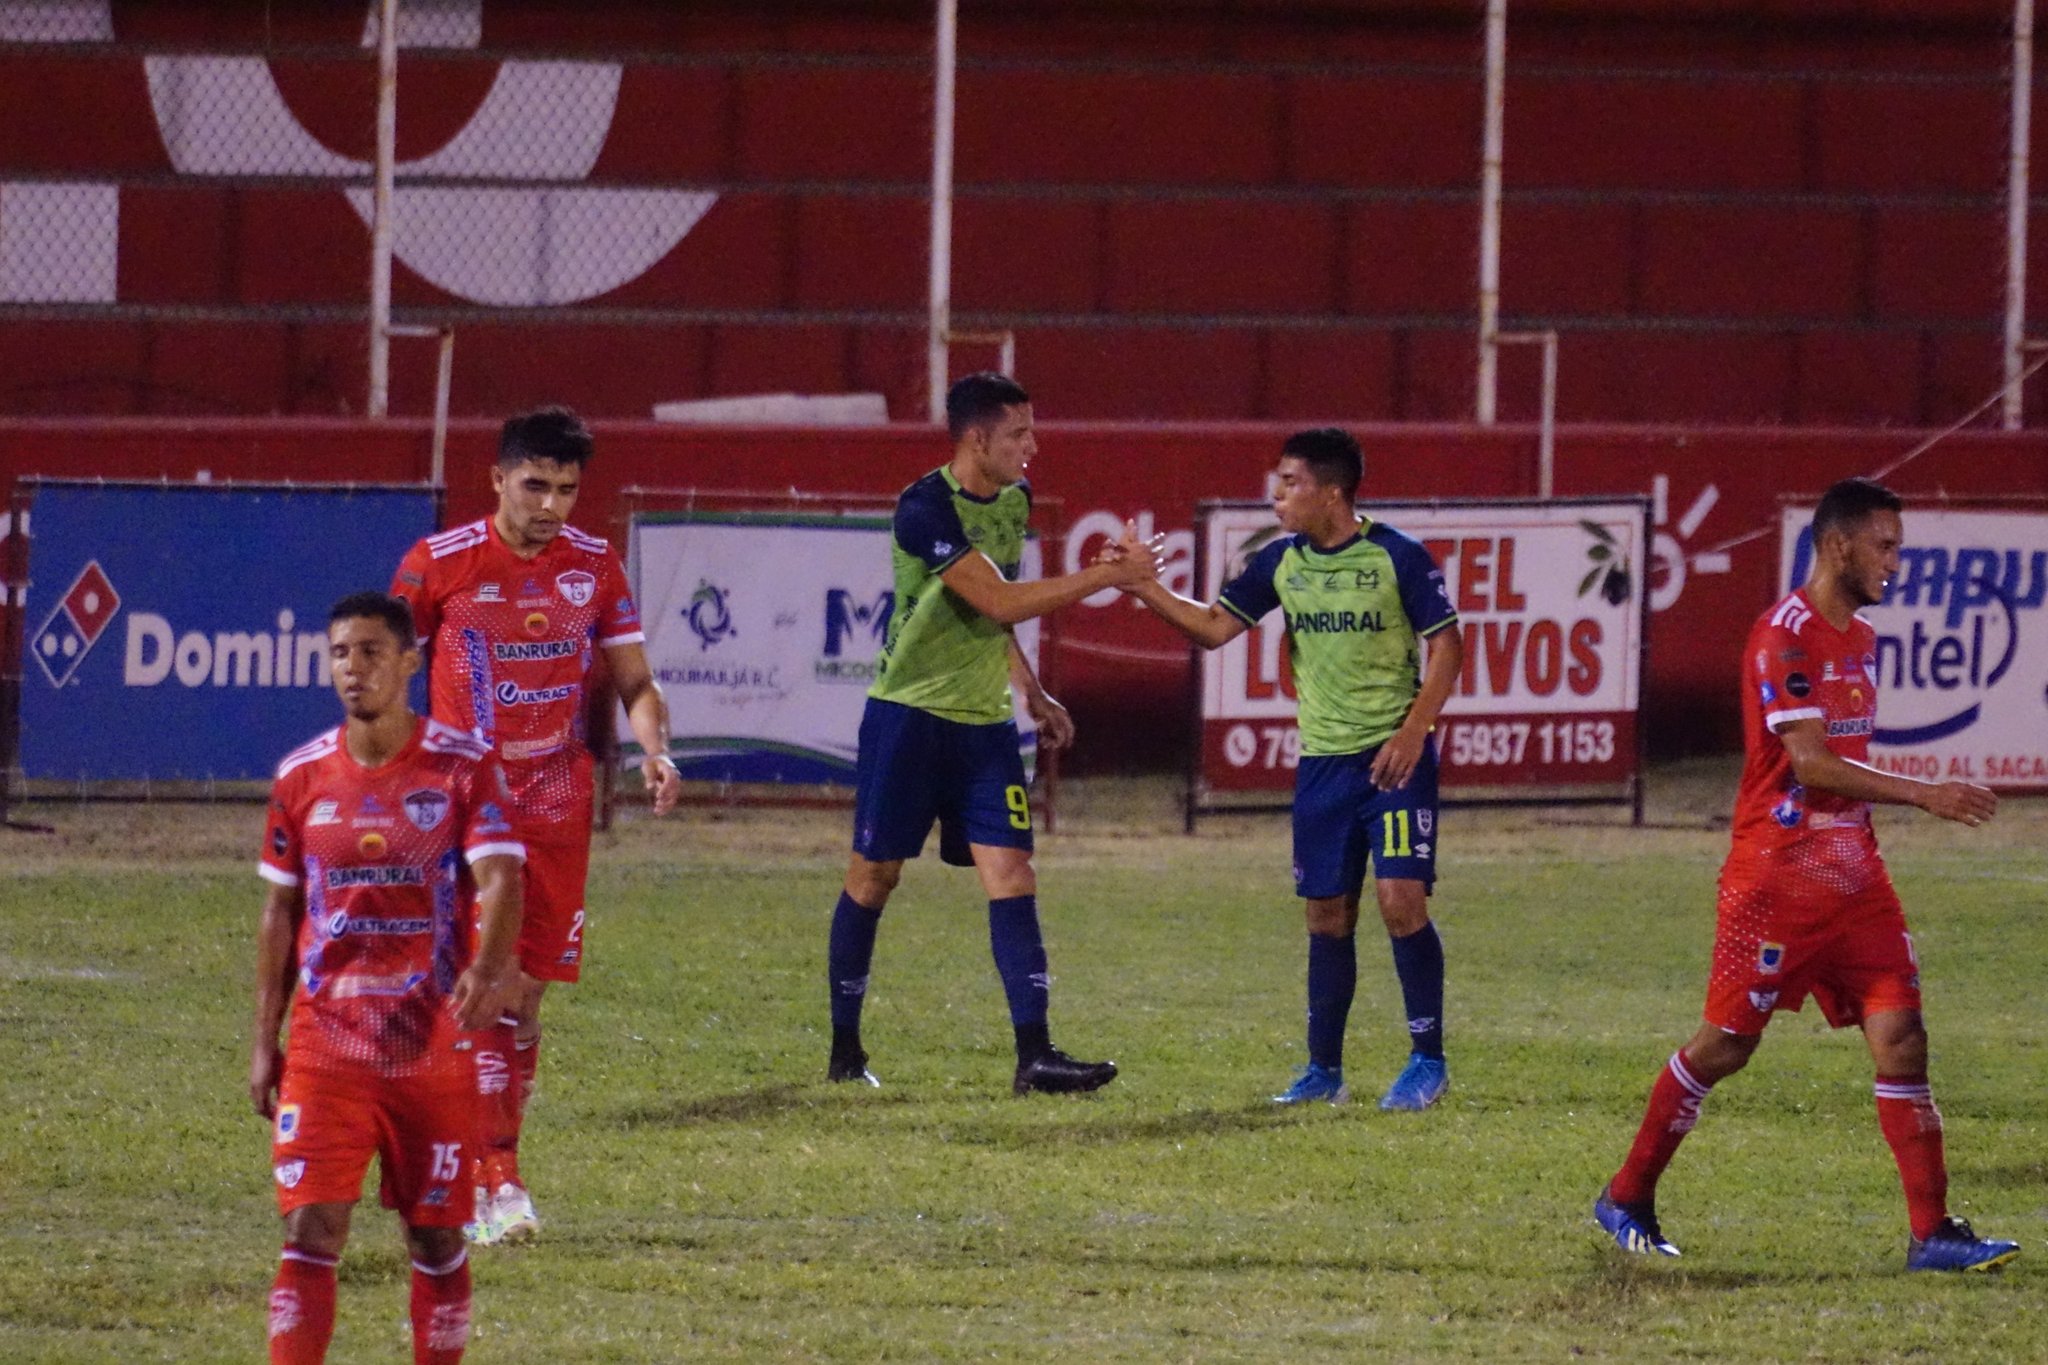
[917,1102,1299,1150]
[610,1082,917,1127]
[1543,1244,1862,1317]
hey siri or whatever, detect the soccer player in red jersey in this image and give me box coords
[1594,478,2017,1272]
[390,407,681,1243]
[250,592,525,1364]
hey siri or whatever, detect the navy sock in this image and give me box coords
[827,891,882,1033]
[1388,920,1445,1059]
[988,894,1050,1030]
[1306,932,1357,1070]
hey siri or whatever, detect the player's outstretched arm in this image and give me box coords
[1121,576,1251,652]
[604,640,681,814]
[249,882,302,1119]
[940,521,1159,626]
[1779,721,1998,827]
[450,853,525,1031]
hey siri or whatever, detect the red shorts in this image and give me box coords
[519,829,590,983]
[271,1061,477,1227]
[1703,876,1921,1035]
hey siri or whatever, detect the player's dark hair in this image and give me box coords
[1811,477,1903,544]
[945,371,1030,443]
[499,405,594,469]
[329,591,416,647]
[1281,427,1364,503]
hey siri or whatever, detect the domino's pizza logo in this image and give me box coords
[31,561,121,688]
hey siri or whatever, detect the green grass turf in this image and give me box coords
[2,765,2044,1362]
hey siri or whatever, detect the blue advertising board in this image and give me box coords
[19,482,437,780]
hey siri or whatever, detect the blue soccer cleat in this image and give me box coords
[1906,1217,2019,1273]
[1377,1053,1448,1111]
[1593,1185,1681,1258]
[1272,1061,1350,1106]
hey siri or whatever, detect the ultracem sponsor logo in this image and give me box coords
[818,588,892,684]
[494,681,578,707]
[34,562,337,691]
[1789,530,2044,745]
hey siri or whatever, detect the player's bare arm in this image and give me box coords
[450,852,525,1031]
[1007,636,1074,751]
[938,520,1158,626]
[1122,575,1251,652]
[1371,627,1464,791]
[1778,720,1997,827]
[604,639,682,815]
[248,880,303,1119]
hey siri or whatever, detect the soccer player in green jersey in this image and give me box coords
[1122,428,1464,1109]
[825,372,1160,1094]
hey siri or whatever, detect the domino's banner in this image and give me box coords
[20,482,436,781]
[631,512,1039,785]
[1779,505,2048,789]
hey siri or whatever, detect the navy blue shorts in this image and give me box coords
[852,698,1033,866]
[1291,735,1440,899]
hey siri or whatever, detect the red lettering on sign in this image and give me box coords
[1494,537,1527,611]
[1482,621,1522,696]
[1568,619,1603,695]
[1457,539,1493,613]
[1526,619,1562,696]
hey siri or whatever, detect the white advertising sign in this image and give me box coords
[1778,505,2048,789]
[1196,498,1649,799]
[632,513,1038,784]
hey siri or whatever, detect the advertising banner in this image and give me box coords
[1778,504,2048,790]
[18,481,437,780]
[1195,498,1650,808]
[632,512,1040,785]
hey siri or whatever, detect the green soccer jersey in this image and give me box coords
[1218,519,1458,756]
[867,465,1030,724]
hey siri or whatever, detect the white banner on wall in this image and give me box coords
[631,512,1038,785]
[1195,498,1650,803]
[1778,504,2048,789]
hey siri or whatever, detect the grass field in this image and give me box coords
[3,763,2044,1363]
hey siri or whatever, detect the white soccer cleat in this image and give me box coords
[490,1183,539,1243]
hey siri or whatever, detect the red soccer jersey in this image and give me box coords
[391,518,643,831]
[1725,589,1885,895]
[260,717,526,1080]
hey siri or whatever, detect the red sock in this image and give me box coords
[409,1248,472,1365]
[506,1032,540,1185]
[268,1246,338,1364]
[1608,1051,1713,1208]
[1875,1075,1948,1239]
[475,1019,520,1191]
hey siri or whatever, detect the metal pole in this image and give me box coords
[367,0,398,418]
[1476,0,1507,424]
[927,0,958,423]
[2004,0,2034,429]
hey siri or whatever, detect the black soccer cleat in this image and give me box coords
[1013,1047,1118,1096]
[827,1043,879,1087]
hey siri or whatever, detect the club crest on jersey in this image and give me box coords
[556,570,597,607]
[1417,808,1434,837]
[274,1159,306,1189]
[1748,989,1780,1013]
[1758,941,1785,974]
[404,788,450,832]
[275,1103,300,1143]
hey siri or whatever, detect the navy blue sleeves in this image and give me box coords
[893,478,974,572]
[1218,536,1290,626]
[1374,524,1458,636]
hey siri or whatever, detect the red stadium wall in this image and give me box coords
[8,417,2045,772]
[0,1,2041,425]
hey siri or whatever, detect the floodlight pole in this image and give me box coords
[367,0,398,419]
[926,0,959,423]
[2003,0,2034,429]
[1476,0,1508,423]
